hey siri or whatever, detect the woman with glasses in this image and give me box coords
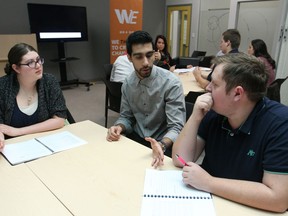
[0,43,67,150]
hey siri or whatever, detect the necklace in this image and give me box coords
[27,94,34,106]
[19,88,37,106]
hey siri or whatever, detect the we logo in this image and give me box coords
[114,9,139,24]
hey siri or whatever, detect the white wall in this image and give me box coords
[166,0,230,55]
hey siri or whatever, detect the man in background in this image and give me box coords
[194,29,241,88]
[110,54,134,83]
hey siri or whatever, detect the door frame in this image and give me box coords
[167,5,191,57]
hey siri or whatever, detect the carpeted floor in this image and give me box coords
[62,81,119,128]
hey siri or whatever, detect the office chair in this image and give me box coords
[185,101,194,122]
[179,57,200,66]
[66,109,76,124]
[191,51,206,58]
[266,76,288,103]
[199,55,214,68]
[102,64,122,128]
[184,91,206,122]
[185,91,206,104]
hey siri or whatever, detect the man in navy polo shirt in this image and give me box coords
[173,53,288,213]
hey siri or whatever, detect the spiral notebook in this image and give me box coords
[141,169,216,216]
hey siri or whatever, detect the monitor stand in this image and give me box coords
[51,42,91,91]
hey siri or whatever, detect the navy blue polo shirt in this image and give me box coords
[198,97,288,182]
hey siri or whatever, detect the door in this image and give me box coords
[167,5,191,58]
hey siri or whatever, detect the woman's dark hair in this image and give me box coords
[251,39,276,69]
[154,35,169,55]
[4,43,37,75]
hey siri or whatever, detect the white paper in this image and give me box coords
[174,68,195,73]
[35,131,87,152]
[2,131,87,165]
[2,139,52,165]
[141,169,216,216]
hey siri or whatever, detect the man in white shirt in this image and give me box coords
[110,55,134,82]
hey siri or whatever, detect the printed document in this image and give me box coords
[2,131,87,165]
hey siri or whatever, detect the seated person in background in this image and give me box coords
[247,39,276,86]
[173,53,288,213]
[154,35,192,72]
[110,54,134,83]
[0,43,67,150]
[194,29,241,89]
[106,31,185,168]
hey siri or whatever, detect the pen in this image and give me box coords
[175,154,188,166]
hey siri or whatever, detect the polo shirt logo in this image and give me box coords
[247,149,255,157]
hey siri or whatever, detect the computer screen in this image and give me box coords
[27,3,88,42]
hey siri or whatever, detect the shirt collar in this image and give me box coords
[222,98,266,135]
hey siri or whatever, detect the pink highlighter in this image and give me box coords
[175,154,188,166]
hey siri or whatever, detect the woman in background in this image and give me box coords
[247,39,276,85]
[0,43,67,150]
[154,35,192,71]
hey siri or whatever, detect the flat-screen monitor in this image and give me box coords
[27,3,88,42]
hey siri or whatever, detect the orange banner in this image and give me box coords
[110,0,143,63]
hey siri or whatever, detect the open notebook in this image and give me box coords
[141,169,216,216]
[2,131,87,165]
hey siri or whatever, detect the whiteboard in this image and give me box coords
[197,9,229,56]
[237,1,280,54]
[197,1,279,56]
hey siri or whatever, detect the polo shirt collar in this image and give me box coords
[222,98,266,135]
[229,48,239,53]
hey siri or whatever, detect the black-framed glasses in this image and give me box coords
[19,57,44,68]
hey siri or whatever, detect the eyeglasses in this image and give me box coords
[19,58,44,68]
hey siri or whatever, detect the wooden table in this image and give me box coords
[0,154,72,216]
[174,68,210,95]
[2,120,288,216]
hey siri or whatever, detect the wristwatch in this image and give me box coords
[158,141,167,153]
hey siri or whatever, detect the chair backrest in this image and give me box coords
[191,51,206,58]
[185,101,194,122]
[102,64,122,112]
[199,55,214,68]
[179,57,200,66]
[66,109,76,124]
[266,76,288,103]
[185,91,205,104]
[103,64,113,80]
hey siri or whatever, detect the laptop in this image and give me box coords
[191,51,206,58]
